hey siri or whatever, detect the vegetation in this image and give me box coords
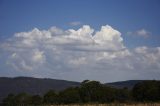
[2,80,160,106]
[132,80,160,102]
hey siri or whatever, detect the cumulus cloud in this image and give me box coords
[0,25,160,82]
[127,29,151,38]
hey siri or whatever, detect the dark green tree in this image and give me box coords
[79,80,104,103]
[99,86,117,103]
[115,87,131,102]
[43,90,58,104]
[30,95,42,105]
[132,80,160,102]
[2,93,16,106]
[58,87,80,104]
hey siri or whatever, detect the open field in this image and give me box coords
[48,103,160,106]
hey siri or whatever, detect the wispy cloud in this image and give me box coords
[69,21,82,26]
[136,29,150,38]
[127,29,151,38]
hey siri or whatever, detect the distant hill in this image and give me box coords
[105,80,145,89]
[0,77,152,102]
[0,77,80,102]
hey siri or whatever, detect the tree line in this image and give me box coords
[2,80,160,106]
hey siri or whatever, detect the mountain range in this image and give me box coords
[106,80,144,89]
[0,77,146,102]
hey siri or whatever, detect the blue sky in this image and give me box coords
[0,0,160,48]
[0,0,160,82]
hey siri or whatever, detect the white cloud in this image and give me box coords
[69,57,87,66]
[32,49,46,64]
[136,29,150,38]
[0,25,160,82]
[93,25,124,50]
[69,21,82,26]
[49,26,65,36]
[127,29,151,38]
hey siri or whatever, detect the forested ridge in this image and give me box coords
[2,80,160,106]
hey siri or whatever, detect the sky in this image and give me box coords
[0,0,160,82]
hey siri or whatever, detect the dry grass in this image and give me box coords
[50,103,160,106]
